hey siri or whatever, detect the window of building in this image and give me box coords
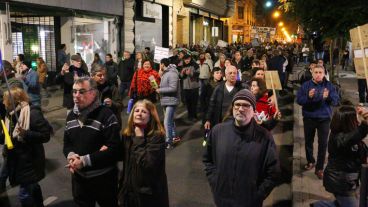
[238,6,244,19]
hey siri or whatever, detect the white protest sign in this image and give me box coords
[154,46,170,63]
[217,40,228,48]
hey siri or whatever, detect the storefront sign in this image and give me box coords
[154,46,170,63]
[143,1,162,19]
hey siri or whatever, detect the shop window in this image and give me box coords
[11,15,56,71]
[238,7,244,19]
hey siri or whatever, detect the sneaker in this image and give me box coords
[172,137,181,144]
[166,143,173,149]
[315,170,324,180]
[304,163,315,170]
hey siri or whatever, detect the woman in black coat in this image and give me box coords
[0,87,51,207]
[312,104,368,207]
[118,99,169,207]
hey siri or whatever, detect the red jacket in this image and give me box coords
[255,93,276,120]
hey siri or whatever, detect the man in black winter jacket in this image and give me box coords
[104,53,118,86]
[203,89,280,207]
[63,77,121,207]
[117,51,135,99]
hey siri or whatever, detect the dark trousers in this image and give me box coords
[72,169,118,207]
[358,79,368,103]
[120,81,131,99]
[199,80,211,116]
[184,88,199,119]
[18,183,44,207]
[303,118,330,170]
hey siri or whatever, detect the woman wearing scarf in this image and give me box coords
[129,60,160,103]
[250,78,281,130]
[0,87,52,207]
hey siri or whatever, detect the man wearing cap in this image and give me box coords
[203,89,280,207]
[57,54,90,114]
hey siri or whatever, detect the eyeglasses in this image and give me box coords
[72,88,94,95]
[233,103,252,110]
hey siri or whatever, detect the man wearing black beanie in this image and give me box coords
[203,89,280,207]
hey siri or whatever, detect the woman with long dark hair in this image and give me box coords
[312,103,368,207]
[118,99,169,207]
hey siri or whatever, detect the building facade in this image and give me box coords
[0,0,123,72]
[222,0,257,43]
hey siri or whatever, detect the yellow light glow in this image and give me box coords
[281,27,286,32]
[278,22,284,27]
[273,11,280,18]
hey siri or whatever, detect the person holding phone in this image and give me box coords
[56,54,90,114]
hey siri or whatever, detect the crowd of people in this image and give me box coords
[0,40,365,207]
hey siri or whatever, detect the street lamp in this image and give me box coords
[265,1,272,8]
[272,11,280,19]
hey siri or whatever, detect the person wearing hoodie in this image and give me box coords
[104,54,119,86]
[157,58,181,149]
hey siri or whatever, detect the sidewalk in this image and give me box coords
[41,86,64,113]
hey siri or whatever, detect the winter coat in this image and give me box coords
[297,79,340,119]
[197,59,212,80]
[0,106,51,186]
[129,68,160,103]
[105,60,119,85]
[159,65,180,106]
[97,82,123,128]
[63,105,122,176]
[118,134,169,207]
[118,58,135,82]
[323,124,368,196]
[232,58,246,72]
[203,119,280,207]
[205,81,247,127]
[179,61,200,90]
[24,69,41,106]
[56,65,90,109]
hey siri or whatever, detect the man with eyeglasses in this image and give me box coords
[63,77,121,207]
[57,54,90,114]
[91,64,123,128]
[203,89,280,207]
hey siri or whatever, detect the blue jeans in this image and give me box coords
[163,106,176,144]
[312,195,358,207]
[120,81,131,98]
[18,183,44,206]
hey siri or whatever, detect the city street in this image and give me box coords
[0,84,294,207]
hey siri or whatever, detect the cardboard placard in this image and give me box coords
[265,71,282,90]
[354,57,368,79]
[217,40,228,48]
[350,24,368,49]
[154,46,170,63]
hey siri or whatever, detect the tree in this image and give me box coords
[279,0,368,81]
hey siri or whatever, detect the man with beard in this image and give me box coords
[203,89,280,207]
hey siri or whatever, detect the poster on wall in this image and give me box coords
[154,46,170,63]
